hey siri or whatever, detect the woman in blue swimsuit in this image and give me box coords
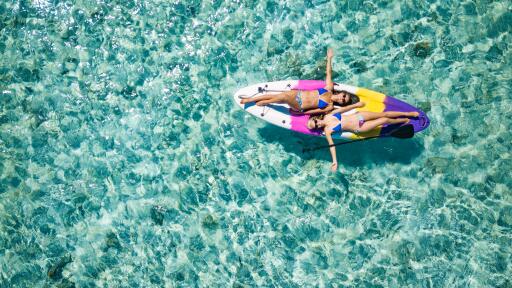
[240,48,352,114]
[307,103,419,171]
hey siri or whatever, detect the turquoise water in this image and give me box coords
[1,0,511,286]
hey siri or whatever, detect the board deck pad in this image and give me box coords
[234,80,430,140]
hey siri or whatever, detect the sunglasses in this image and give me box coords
[339,93,349,103]
[313,119,318,129]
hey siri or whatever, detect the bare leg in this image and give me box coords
[256,97,283,106]
[355,117,409,133]
[240,93,286,104]
[358,111,419,121]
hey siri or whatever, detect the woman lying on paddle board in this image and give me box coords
[307,103,419,171]
[240,48,354,114]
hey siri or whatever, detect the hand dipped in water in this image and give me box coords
[331,162,338,172]
[327,48,334,59]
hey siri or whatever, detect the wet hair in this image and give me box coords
[332,90,360,107]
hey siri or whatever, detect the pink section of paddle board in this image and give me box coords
[290,112,322,136]
[288,80,326,136]
[293,80,326,90]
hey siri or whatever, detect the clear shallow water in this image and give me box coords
[1,0,511,286]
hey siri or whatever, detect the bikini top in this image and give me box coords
[317,88,329,109]
[331,112,343,132]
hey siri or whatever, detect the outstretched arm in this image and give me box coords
[331,102,365,114]
[326,132,338,171]
[303,104,334,115]
[325,48,334,91]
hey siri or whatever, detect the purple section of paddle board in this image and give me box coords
[383,96,430,133]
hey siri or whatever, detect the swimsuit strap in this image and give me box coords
[331,112,343,132]
[318,98,328,109]
[354,113,365,133]
[295,90,304,112]
[317,88,329,109]
[317,88,328,95]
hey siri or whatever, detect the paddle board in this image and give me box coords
[233,80,429,140]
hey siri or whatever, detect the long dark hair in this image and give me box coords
[332,90,359,106]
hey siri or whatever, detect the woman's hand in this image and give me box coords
[356,102,365,108]
[331,162,338,172]
[327,48,334,59]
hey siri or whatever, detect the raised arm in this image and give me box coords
[325,131,338,171]
[303,103,334,115]
[325,48,334,91]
